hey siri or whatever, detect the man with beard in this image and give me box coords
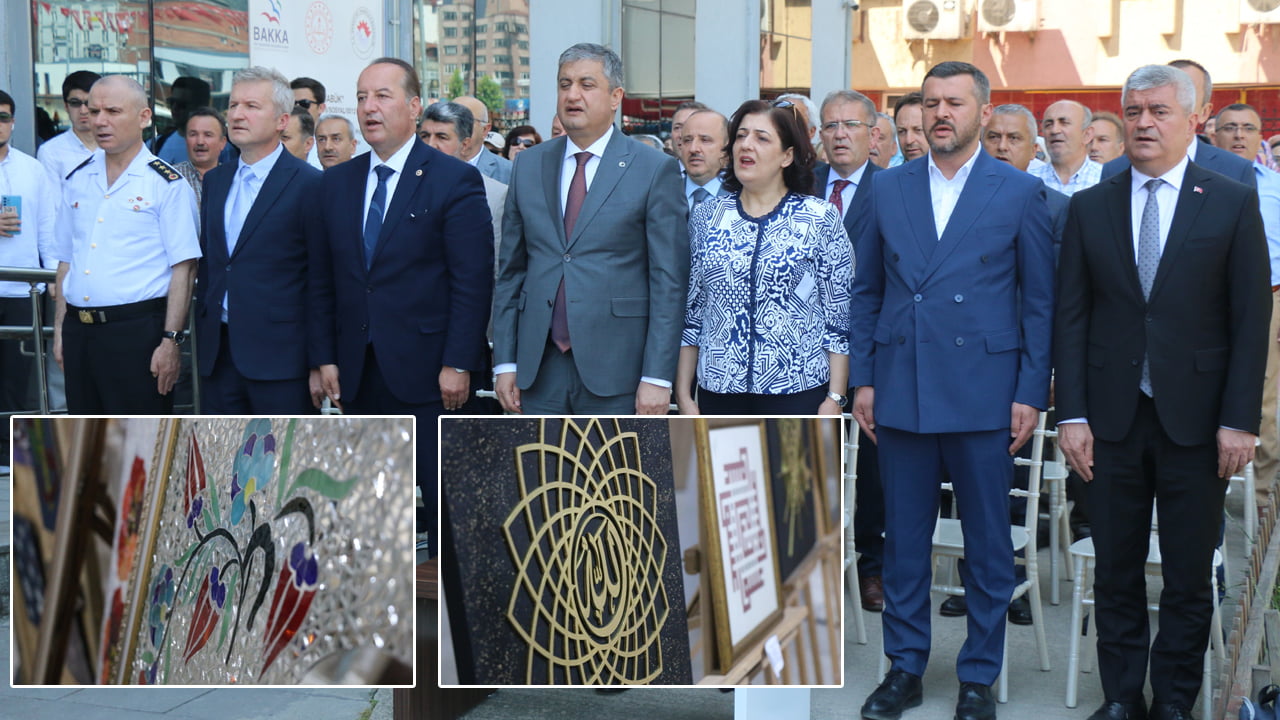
[852,61,1054,720]
[893,92,927,163]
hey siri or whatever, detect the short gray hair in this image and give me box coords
[1046,99,1093,128]
[993,104,1038,139]
[316,113,357,138]
[876,112,898,149]
[92,75,148,112]
[777,93,819,132]
[422,101,475,142]
[558,43,624,91]
[232,65,293,116]
[1122,64,1195,115]
[820,90,877,126]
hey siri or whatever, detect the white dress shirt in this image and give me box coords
[0,148,60,296]
[824,161,868,219]
[1129,154,1189,259]
[927,146,982,239]
[36,130,94,186]
[363,138,416,222]
[559,125,614,213]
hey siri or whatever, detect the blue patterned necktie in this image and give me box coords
[364,164,394,269]
[691,187,711,211]
[1137,178,1162,396]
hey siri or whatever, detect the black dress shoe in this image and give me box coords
[940,595,967,617]
[1149,702,1192,720]
[1086,700,1148,720]
[1007,595,1033,626]
[954,682,995,720]
[861,668,923,720]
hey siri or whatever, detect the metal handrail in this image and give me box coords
[0,266,54,413]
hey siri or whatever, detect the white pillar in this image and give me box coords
[694,0,761,116]
[1,0,36,154]
[735,687,811,720]
[811,1,853,101]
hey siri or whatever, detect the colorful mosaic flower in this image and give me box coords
[148,565,175,648]
[116,457,147,582]
[184,432,207,520]
[229,419,276,525]
[183,567,226,664]
[261,542,318,675]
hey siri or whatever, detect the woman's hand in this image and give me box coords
[817,397,842,415]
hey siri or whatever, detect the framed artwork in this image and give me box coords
[122,417,414,685]
[765,418,822,582]
[695,419,784,674]
[440,417,692,686]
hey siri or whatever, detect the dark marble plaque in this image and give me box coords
[766,419,820,582]
[441,417,692,685]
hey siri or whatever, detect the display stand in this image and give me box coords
[781,547,827,684]
[696,606,809,685]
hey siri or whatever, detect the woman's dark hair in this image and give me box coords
[502,124,543,159]
[721,99,815,195]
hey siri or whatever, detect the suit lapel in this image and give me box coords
[1148,164,1211,303]
[846,163,877,237]
[898,162,936,275]
[1104,170,1144,303]
[207,167,232,261]
[568,129,633,249]
[543,137,568,247]
[230,156,296,260]
[373,140,431,265]
[919,153,1002,284]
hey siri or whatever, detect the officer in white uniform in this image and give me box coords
[52,75,201,413]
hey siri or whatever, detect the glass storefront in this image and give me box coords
[760,0,811,98]
[619,0,694,136]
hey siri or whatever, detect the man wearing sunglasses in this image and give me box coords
[291,77,327,170]
[37,71,101,185]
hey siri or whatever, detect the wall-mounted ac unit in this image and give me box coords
[1241,0,1280,24]
[903,0,968,41]
[977,0,1039,33]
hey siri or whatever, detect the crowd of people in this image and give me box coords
[1,41,1278,719]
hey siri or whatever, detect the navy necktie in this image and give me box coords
[364,164,394,268]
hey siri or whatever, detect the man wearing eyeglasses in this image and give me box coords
[37,71,101,185]
[291,77,327,170]
[0,90,59,425]
[1213,103,1280,508]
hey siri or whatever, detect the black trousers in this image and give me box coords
[1088,393,1225,708]
[201,324,312,414]
[0,296,35,412]
[62,300,173,414]
[698,384,828,415]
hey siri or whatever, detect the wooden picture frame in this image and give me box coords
[765,419,822,582]
[811,418,845,536]
[695,419,785,674]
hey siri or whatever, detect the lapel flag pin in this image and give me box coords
[1193,186,1203,194]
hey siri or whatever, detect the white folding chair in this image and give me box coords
[843,413,868,645]
[1039,424,1074,606]
[1065,531,1224,718]
[1228,457,1257,552]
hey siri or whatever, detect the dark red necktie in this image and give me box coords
[829,178,851,217]
[552,151,592,353]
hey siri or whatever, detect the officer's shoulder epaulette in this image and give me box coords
[148,158,182,182]
[65,155,94,181]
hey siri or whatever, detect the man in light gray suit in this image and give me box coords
[493,43,688,415]
[454,96,513,184]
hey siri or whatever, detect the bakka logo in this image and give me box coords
[253,0,289,48]
[350,7,376,59]
[260,0,283,24]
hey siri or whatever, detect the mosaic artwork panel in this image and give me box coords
[766,419,820,583]
[128,417,414,684]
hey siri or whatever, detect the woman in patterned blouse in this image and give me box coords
[676,98,853,415]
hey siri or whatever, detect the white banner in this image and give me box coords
[248,0,384,150]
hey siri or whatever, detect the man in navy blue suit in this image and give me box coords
[310,58,493,554]
[851,62,1055,720]
[196,66,321,413]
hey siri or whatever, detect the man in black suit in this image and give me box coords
[1101,59,1254,188]
[197,67,321,413]
[812,88,887,613]
[1055,64,1270,720]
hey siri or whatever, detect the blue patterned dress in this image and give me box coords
[683,191,852,396]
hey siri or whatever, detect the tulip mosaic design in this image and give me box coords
[138,418,365,684]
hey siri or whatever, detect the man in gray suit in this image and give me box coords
[453,96,513,184]
[492,43,688,415]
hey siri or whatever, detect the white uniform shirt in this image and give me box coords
[36,130,94,185]
[0,148,60,296]
[54,147,201,307]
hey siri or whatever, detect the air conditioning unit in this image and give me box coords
[977,0,1039,33]
[903,0,968,40]
[1241,0,1280,24]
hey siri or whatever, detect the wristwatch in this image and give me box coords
[826,390,848,408]
[162,330,186,346]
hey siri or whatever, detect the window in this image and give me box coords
[760,0,811,96]
[445,45,458,56]
[495,22,510,32]
[444,27,457,38]
[518,40,529,50]
[493,54,511,64]
[443,11,456,21]
[475,55,486,65]
[622,1,696,108]
[494,38,510,48]
[445,64,457,73]
[520,57,529,66]
[477,23,487,33]
[475,39,486,49]
[516,23,528,33]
